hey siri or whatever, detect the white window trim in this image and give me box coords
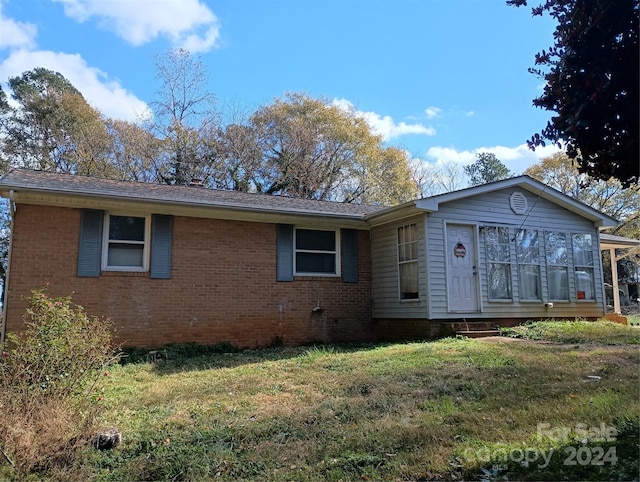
[102,213,151,272]
[293,227,341,277]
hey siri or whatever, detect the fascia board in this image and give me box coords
[414,176,618,228]
[364,203,422,227]
[7,191,371,230]
[521,185,619,227]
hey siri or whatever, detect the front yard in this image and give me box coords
[2,320,639,481]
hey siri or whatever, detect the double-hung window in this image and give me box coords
[294,228,339,276]
[515,229,541,300]
[102,214,150,271]
[485,226,512,300]
[545,231,569,301]
[398,224,419,300]
[572,233,595,301]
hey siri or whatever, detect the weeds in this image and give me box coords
[3,320,639,481]
[119,341,241,365]
[0,288,117,478]
[500,319,640,344]
[469,417,639,481]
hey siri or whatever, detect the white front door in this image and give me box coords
[446,224,479,312]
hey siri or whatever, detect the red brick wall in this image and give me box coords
[370,318,443,341]
[5,205,375,348]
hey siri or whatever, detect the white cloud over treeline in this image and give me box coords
[0,0,220,122]
[333,98,436,142]
[425,144,560,175]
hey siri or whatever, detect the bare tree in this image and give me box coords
[149,48,218,185]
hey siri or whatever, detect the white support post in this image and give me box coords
[609,248,621,314]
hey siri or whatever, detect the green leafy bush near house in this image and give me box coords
[0,288,118,478]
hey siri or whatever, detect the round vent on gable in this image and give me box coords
[510,191,528,215]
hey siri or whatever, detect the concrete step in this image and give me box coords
[446,321,497,332]
[456,329,501,338]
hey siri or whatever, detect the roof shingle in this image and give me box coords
[0,169,386,219]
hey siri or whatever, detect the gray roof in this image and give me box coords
[600,233,640,248]
[0,169,386,219]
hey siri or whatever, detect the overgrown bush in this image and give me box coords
[0,288,118,477]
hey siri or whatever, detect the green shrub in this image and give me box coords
[0,288,118,477]
[500,319,640,344]
[119,341,241,365]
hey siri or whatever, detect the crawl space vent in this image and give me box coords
[510,191,528,215]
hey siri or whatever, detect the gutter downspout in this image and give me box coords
[1,190,15,347]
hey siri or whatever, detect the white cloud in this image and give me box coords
[425,143,560,175]
[52,0,220,53]
[333,98,436,142]
[0,49,151,122]
[0,8,37,50]
[424,106,442,119]
[425,146,476,166]
[465,110,475,117]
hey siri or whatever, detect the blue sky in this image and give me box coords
[0,0,560,175]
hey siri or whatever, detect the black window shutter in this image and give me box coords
[150,214,172,279]
[77,209,104,277]
[277,224,294,281]
[342,229,358,283]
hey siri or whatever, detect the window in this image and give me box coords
[572,233,595,301]
[294,228,338,275]
[398,224,419,300]
[545,231,569,301]
[485,226,512,300]
[515,229,541,300]
[103,214,149,271]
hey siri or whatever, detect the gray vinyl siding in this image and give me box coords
[371,214,428,318]
[372,187,607,320]
[428,188,606,319]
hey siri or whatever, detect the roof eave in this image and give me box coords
[1,187,373,229]
[365,201,422,227]
[414,176,619,228]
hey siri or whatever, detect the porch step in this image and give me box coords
[446,321,497,332]
[442,321,502,338]
[455,329,501,338]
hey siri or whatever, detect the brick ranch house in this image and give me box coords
[0,169,620,348]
